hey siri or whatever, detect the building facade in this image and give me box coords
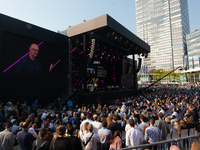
[135,0,190,72]
[186,29,200,69]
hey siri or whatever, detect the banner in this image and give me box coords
[179,74,184,84]
[192,57,194,68]
[183,55,188,70]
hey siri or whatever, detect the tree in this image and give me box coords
[153,69,165,82]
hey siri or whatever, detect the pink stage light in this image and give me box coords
[74,78,80,86]
[53,59,61,68]
[78,78,84,86]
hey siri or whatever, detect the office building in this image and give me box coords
[135,0,190,72]
[186,29,200,69]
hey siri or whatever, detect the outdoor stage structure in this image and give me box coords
[0,13,150,105]
[62,14,150,104]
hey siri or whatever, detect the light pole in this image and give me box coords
[144,66,183,90]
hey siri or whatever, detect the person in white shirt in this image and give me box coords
[126,119,143,150]
[125,118,132,133]
[117,109,124,119]
[170,108,178,118]
[121,102,127,113]
[80,113,94,131]
[138,115,149,135]
[92,114,102,134]
[28,123,38,139]
[159,107,165,115]
[41,111,48,121]
[83,124,100,150]
[125,118,140,133]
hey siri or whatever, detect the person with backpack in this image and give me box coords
[32,129,50,150]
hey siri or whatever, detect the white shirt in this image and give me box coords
[79,130,87,141]
[125,124,140,132]
[41,113,48,120]
[83,132,100,150]
[138,122,149,135]
[80,119,94,131]
[126,128,143,150]
[159,109,165,115]
[121,105,126,113]
[28,127,38,139]
[171,111,178,118]
[92,121,102,134]
[98,128,112,143]
[125,124,131,132]
[49,123,53,129]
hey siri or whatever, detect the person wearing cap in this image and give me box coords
[15,43,53,74]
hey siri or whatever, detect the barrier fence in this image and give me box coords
[118,134,199,150]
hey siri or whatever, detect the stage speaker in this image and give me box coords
[136,58,142,73]
[87,38,97,65]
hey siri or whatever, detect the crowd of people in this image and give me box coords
[0,84,200,150]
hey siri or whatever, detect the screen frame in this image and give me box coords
[0,13,69,104]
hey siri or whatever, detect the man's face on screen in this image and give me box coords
[29,44,39,58]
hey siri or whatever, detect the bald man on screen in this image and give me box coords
[15,44,53,74]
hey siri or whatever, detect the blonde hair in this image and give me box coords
[83,122,89,132]
[180,120,187,129]
[106,116,113,128]
[32,123,37,129]
[80,113,85,118]
[174,121,181,134]
[165,118,171,124]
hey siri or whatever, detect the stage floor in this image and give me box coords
[76,89,138,105]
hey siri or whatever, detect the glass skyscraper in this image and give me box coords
[186,29,200,69]
[135,0,190,72]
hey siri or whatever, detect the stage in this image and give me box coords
[76,89,138,105]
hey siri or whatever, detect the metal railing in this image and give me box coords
[163,105,175,119]
[119,134,199,150]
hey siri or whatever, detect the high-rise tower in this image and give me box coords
[135,0,190,72]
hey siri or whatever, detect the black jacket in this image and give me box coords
[32,138,50,150]
[49,137,71,150]
[108,122,122,136]
[67,136,82,150]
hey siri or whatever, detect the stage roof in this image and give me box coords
[62,14,150,55]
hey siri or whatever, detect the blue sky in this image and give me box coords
[0,0,199,34]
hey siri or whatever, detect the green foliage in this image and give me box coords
[153,69,183,82]
[153,69,165,82]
